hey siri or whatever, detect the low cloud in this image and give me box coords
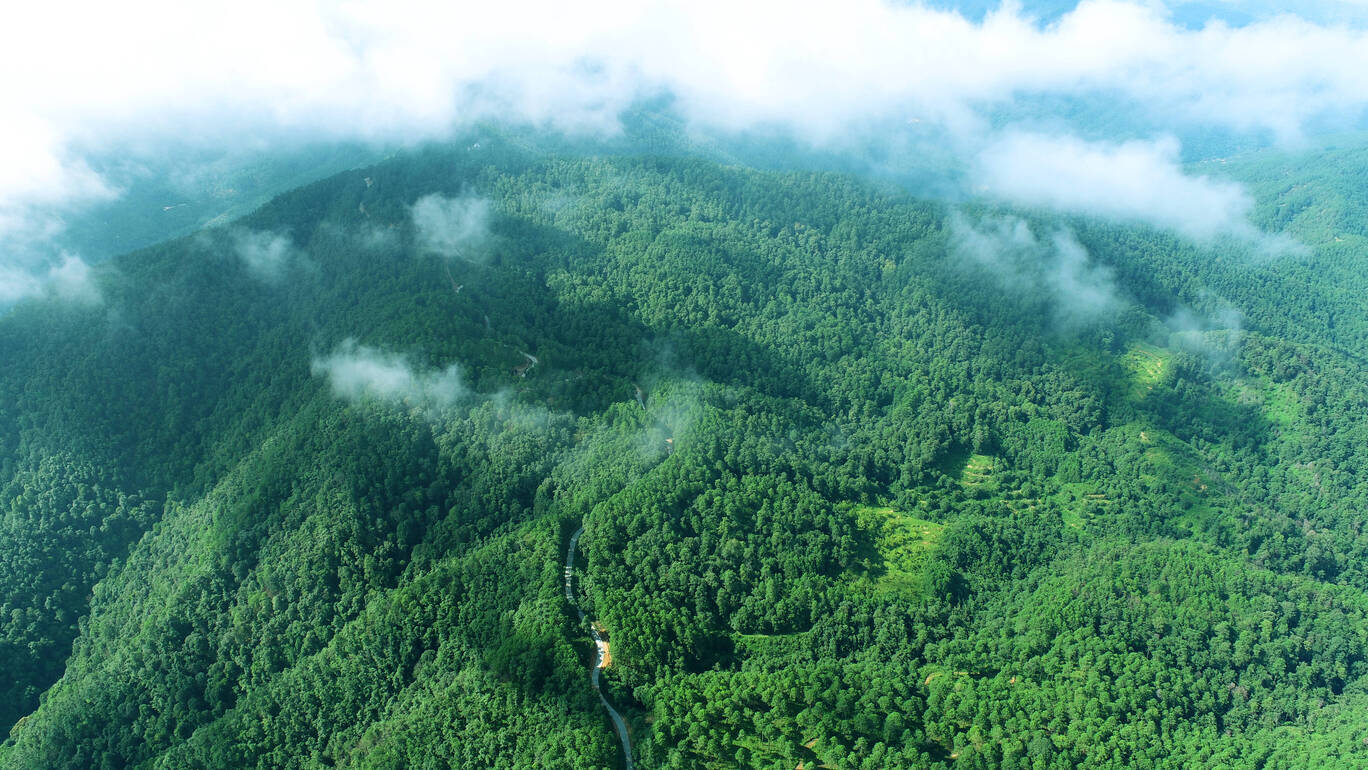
[231,229,303,282]
[0,266,42,304]
[45,254,101,304]
[11,1,1368,172]
[950,211,1121,325]
[0,253,100,306]
[973,132,1259,242]
[311,339,466,407]
[0,114,115,243]
[411,194,493,262]
[8,0,1363,276]
[1165,300,1245,363]
[1047,229,1123,325]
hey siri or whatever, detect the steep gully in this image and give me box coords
[565,526,634,769]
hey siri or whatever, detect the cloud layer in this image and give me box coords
[311,340,466,407]
[9,1,1365,152]
[7,0,1368,290]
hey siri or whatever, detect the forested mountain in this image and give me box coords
[3,134,1368,769]
[54,143,386,264]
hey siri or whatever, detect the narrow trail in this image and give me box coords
[565,527,634,769]
[443,264,464,295]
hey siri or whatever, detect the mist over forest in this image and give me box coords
[5,2,1368,768]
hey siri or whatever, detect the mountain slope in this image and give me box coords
[4,138,1368,768]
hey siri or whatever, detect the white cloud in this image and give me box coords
[45,254,101,304]
[0,113,115,218]
[5,0,1366,267]
[0,253,100,306]
[231,229,301,282]
[9,1,1368,163]
[972,132,1256,241]
[311,340,465,407]
[0,266,42,305]
[410,195,493,261]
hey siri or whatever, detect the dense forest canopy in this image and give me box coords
[7,2,1368,768]
[1,131,1367,768]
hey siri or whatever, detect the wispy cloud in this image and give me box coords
[0,254,100,306]
[1165,299,1246,363]
[410,195,493,262]
[972,132,1258,242]
[230,229,304,282]
[949,211,1121,325]
[311,340,466,407]
[44,254,102,305]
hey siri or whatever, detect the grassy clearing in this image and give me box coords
[734,630,812,661]
[1120,343,1173,400]
[937,445,973,479]
[1143,428,1212,491]
[960,453,1045,513]
[1229,376,1304,430]
[1132,422,1225,529]
[961,453,997,487]
[1052,483,1110,529]
[731,733,831,770]
[850,504,945,594]
[1053,421,1237,534]
[1262,382,1303,428]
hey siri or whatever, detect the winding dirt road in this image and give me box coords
[565,527,634,769]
